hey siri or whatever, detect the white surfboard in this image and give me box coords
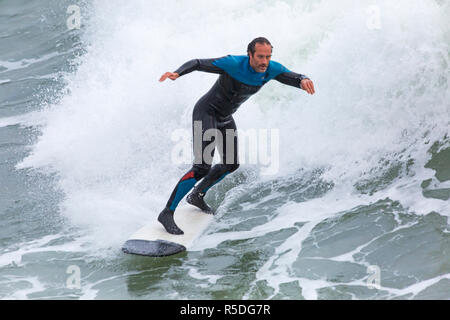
[122,205,214,257]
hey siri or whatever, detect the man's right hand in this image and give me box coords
[159,72,179,82]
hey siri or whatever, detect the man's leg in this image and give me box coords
[158,101,216,234]
[187,117,239,212]
[158,165,210,234]
[164,165,211,212]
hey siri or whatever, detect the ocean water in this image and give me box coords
[0,0,449,300]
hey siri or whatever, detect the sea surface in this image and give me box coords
[0,0,449,299]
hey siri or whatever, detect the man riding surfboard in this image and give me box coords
[158,37,315,234]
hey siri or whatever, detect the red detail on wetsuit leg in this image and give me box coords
[180,171,195,181]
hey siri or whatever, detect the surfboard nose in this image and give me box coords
[122,239,186,257]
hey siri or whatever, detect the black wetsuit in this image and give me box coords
[165,55,309,212]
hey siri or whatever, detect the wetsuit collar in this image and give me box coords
[246,56,265,74]
[212,55,289,86]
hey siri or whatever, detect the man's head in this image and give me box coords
[247,37,273,73]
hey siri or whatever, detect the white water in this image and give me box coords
[16,0,450,277]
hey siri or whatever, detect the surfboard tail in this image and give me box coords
[122,205,214,257]
[122,239,186,257]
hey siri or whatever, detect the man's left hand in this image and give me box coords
[300,79,315,95]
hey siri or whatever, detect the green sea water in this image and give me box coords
[0,0,449,299]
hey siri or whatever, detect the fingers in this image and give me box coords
[159,73,169,82]
[159,72,179,82]
[301,79,315,95]
[307,81,315,94]
[305,81,313,94]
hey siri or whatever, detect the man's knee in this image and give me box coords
[226,163,239,173]
[192,164,211,179]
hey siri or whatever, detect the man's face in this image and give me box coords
[248,43,272,73]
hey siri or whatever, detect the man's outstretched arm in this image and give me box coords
[159,58,225,82]
[275,71,315,95]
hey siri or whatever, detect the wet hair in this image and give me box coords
[247,37,273,56]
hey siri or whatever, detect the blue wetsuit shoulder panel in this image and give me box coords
[212,55,290,86]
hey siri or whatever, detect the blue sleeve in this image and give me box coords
[268,60,290,77]
[271,61,309,88]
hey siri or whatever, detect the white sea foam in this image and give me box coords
[14,0,450,298]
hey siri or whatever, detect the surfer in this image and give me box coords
[157,37,315,234]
